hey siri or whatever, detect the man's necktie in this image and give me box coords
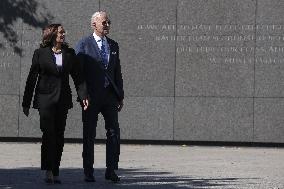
[101,39,108,68]
[100,38,109,87]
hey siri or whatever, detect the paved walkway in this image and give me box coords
[0,142,283,189]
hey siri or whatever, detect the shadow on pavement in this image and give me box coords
[0,168,259,189]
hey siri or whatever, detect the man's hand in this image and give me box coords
[82,99,89,110]
[118,100,124,112]
[23,107,29,117]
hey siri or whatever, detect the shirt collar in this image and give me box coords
[93,32,106,42]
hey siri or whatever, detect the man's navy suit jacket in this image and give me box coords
[75,35,124,104]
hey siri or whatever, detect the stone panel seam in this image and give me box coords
[253,0,258,142]
[0,93,22,96]
[17,18,24,138]
[173,96,284,99]
[99,0,101,11]
[175,96,253,99]
[0,94,19,97]
[7,95,284,99]
[173,0,179,141]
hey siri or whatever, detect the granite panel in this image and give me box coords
[175,0,256,97]
[18,96,41,138]
[255,0,284,97]
[0,28,21,95]
[177,0,255,28]
[64,97,84,139]
[255,51,284,97]
[1,0,40,66]
[20,29,42,96]
[94,114,108,140]
[101,0,177,35]
[118,97,174,140]
[0,0,23,29]
[0,95,19,137]
[254,98,284,143]
[174,97,253,142]
[175,45,254,97]
[0,6,22,95]
[109,33,176,97]
[257,0,284,28]
[22,0,99,46]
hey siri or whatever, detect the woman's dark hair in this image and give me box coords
[40,23,68,48]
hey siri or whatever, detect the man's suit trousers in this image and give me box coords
[82,87,120,175]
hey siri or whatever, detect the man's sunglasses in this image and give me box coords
[102,20,111,26]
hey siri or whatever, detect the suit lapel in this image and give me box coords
[89,35,103,62]
[45,47,59,74]
[106,37,115,69]
[89,35,116,71]
[61,48,67,73]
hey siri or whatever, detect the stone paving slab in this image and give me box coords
[0,142,283,189]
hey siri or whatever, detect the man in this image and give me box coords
[75,11,124,183]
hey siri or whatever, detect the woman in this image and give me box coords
[22,24,88,184]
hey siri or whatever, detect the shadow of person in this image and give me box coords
[0,167,259,189]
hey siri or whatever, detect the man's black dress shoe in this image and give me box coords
[53,176,62,184]
[105,170,120,183]
[84,174,96,182]
[44,178,54,184]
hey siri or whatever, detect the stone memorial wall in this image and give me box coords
[0,0,283,143]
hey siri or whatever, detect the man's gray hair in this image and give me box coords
[91,11,107,27]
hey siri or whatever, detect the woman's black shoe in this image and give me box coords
[44,170,54,184]
[84,174,96,182]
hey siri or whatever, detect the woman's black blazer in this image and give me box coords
[22,46,87,109]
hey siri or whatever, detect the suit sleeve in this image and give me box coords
[22,49,40,108]
[75,39,87,82]
[70,48,88,101]
[114,44,124,100]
